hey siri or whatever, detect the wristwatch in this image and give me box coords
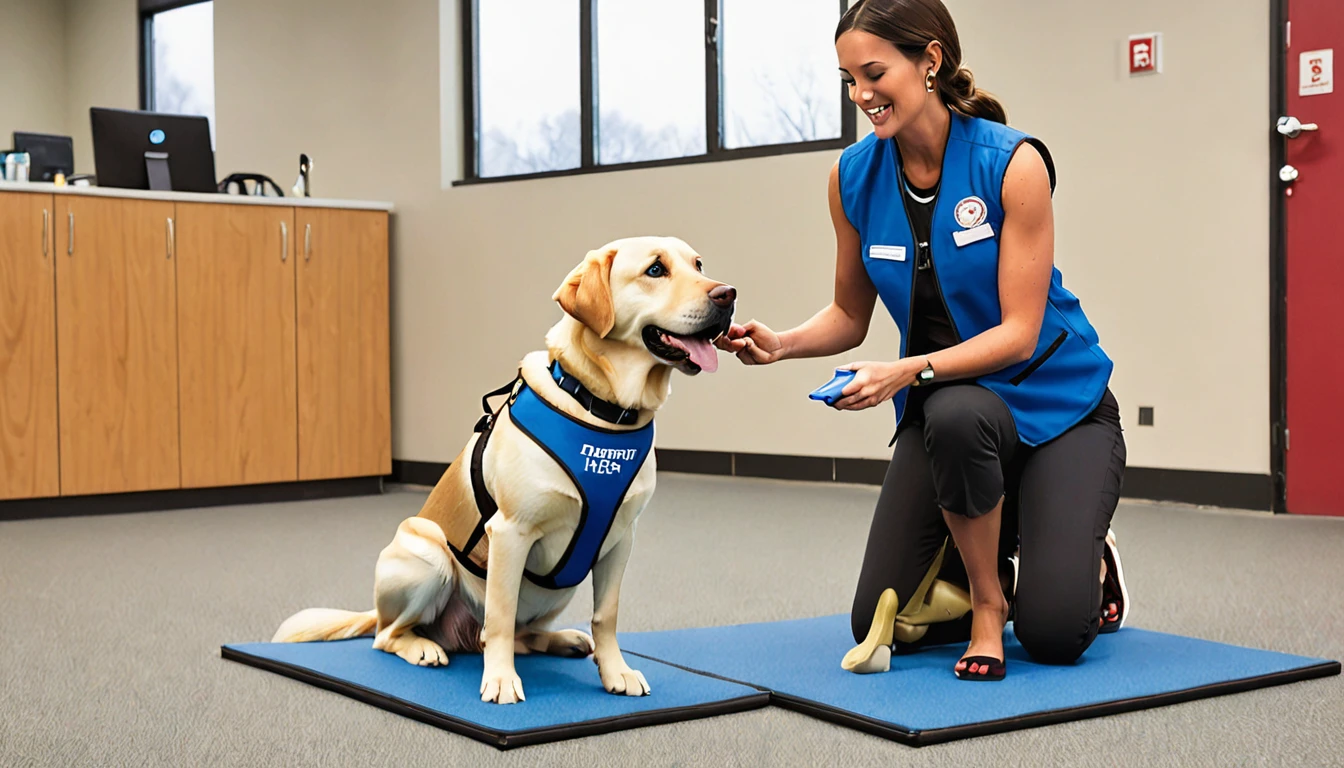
[913,360,936,387]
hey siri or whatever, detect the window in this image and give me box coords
[140,1,216,145]
[477,0,580,177]
[596,1,706,165]
[722,0,844,149]
[460,0,855,183]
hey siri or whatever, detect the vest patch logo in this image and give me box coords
[954,196,988,228]
[580,443,637,475]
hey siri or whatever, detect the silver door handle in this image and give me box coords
[281,221,289,262]
[42,209,48,258]
[1277,116,1319,138]
[167,217,175,259]
[1280,164,1300,182]
[67,212,74,255]
[304,223,311,261]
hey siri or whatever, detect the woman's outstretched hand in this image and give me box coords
[714,320,785,365]
[831,357,927,411]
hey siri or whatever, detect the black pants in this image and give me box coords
[850,383,1126,665]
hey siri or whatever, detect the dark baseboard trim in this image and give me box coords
[390,459,450,486]
[735,452,832,483]
[0,476,384,522]
[1119,467,1273,511]
[652,449,731,477]
[654,450,1274,511]
[390,451,1274,512]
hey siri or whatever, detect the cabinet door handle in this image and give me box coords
[42,209,48,258]
[281,221,289,262]
[304,223,311,261]
[167,217,175,259]
[67,212,74,256]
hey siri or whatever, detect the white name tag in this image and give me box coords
[952,223,995,247]
[869,245,906,262]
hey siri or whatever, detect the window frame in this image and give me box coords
[455,0,857,186]
[138,0,213,112]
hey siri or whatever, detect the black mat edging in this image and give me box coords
[629,651,1340,747]
[221,645,770,750]
[907,660,1342,747]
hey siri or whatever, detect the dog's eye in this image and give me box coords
[645,262,666,278]
[695,260,704,273]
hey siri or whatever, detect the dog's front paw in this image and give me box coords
[480,667,526,704]
[598,661,651,697]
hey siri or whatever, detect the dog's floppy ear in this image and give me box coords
[553,247,617,337]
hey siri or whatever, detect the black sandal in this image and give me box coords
[1099,527,1129,634]
[954,655,1006,681]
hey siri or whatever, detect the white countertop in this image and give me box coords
[0,180,393,212]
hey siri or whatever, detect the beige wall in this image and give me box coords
[63,0,138,175]
[0,0,68,146]
[61,0,1273,476]
[942,0,1271,475]
[0,0,136,173]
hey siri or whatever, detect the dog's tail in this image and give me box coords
[272,608,378,643]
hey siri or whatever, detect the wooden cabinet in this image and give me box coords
[0,189,390,506]
[54,197,181,496]
[296,208,392,480]
[0,193,59,500]
[175,202,298,488]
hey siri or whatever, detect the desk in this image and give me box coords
[0,182,393,507]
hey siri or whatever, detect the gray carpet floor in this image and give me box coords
[2,472,1342,767]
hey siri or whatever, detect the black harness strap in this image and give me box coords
[457,376,520,572]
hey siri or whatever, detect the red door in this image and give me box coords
[1284,0,1344,515]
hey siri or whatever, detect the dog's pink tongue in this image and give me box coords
[669,334,719,373]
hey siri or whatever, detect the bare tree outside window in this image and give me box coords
[596,0,705,165]
[723,0,842,149]
[477,0,581,177]
[471,1,848,179]
[481,110,582,177]
[150,2,216,146]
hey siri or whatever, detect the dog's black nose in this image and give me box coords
[709,284,736,308]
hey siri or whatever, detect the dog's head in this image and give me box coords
[553,236,736,375]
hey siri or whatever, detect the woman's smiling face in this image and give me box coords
[836,29,937,140]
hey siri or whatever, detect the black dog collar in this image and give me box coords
[550,360,640,426]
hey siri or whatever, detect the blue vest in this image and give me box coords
[837,111,1113,446]
[460,364,655,590]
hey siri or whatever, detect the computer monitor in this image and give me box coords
[90,107,217,193]
[12,132,75,182]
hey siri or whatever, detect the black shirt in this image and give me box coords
[894,174,961,436]
[903,174,959,357]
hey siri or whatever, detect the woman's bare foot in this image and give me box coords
[954,596,1010,676]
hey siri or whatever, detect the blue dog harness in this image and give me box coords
[454,362,655,590]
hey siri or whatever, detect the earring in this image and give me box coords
[925,70,936,93]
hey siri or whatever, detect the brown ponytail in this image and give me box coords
[837,0,1009,125]
[942,64,1007,124]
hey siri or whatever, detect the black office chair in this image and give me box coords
[218,172,285,197]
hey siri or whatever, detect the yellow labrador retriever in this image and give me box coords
[272,236,735,704]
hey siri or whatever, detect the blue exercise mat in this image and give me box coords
[221,638,768,749]
[618,614,1340,746]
